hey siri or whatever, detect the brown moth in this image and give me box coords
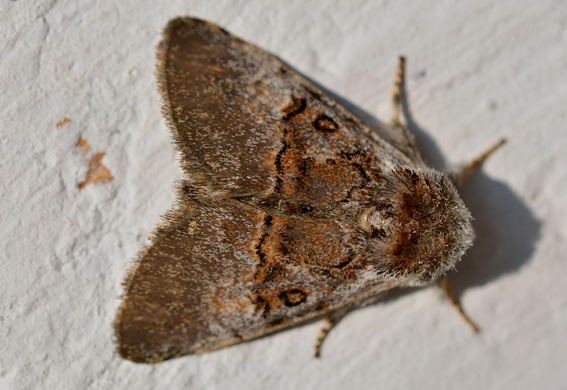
[115,17,504,363]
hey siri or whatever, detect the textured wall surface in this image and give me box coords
[2,1,566,389]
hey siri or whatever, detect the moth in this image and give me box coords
[115,17,504,363]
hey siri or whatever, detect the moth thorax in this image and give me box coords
[360,167,474,286]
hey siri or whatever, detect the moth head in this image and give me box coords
[360,167,474,286]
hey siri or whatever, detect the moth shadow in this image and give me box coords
[285,60,540,299]
[450,173,540,293]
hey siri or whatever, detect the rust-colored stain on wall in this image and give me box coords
[76,136,113,189]
[56,117,72,129]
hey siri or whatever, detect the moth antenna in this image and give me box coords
[389,56,421,162]
[391,56,405,127]
[451,139,506,187]
[438,275,479,332]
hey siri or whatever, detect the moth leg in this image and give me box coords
[314,308,350,358]
[438,275,479,332]
[451,139,506,187]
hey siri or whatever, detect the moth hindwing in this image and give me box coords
[115,17,483,363]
